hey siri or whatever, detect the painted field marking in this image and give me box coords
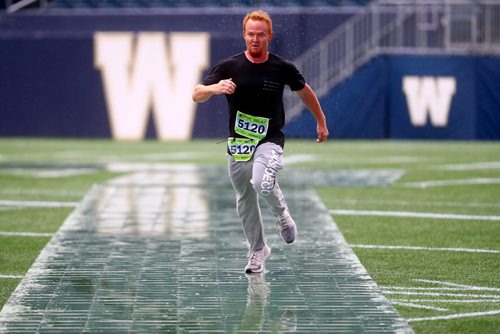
[0,200,79,208]
[414,279,500,292]
[384,279,500,316]
[5,168,99,178]
[383,291,500,299]
[318,156,434,165]
[331,209,500,221]
[114,151,214,161]
[401,177,500,188]
[334,198,500,209]
[392,299,500,304]
[439,161,500,171]
[0,188,84,197]
[351,244,500,254]
[0,231,53,237]
[0,275,23,279]
[408,309,500,322]
[382,286,500,292]
[283,154,318,165]
[330,206,499,321]
[390,302,448,312]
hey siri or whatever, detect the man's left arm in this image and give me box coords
[296,84,330,142]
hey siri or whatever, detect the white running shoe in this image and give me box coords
[245,245,271,274]
[276,210,297,244]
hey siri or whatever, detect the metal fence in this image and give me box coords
[285,0,500,121]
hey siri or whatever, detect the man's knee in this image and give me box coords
[252,166,277,196]
[252,147,283,196]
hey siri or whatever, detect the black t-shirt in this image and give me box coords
[201,52,306,148]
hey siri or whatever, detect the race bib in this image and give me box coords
[234,111,269,141]
[227,137,259,161]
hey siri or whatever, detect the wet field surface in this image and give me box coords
[0,167,412,333]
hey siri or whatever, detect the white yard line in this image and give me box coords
[439,161,500,171]
[5,168,99,178]
[386,280,500,317]
[350,244,500,254]
[318,156,434,165]
[413,279,500,292]
[392,299,500,303]
[0,189,84,197]
[334,198,500,209]
[381,286,500,292]
[283,154,319,165]
[0,231,54,237]
[408,310,500,322]
[0,275,23,279]
[380,286,500,292]
[382,291,500,299]
[331,209,500,221]
[401,178,500,188]
[0,200,79,208]
[391,302,448,312]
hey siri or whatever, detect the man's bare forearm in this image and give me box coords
[192,79,236,103]
[192,84,215,103]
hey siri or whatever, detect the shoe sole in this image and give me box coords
[281,228,297,244]
[245,267,263,274]
[244,248,271,274]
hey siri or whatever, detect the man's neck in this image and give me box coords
[244,50,269,64]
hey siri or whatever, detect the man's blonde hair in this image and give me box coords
[243,10,273,35]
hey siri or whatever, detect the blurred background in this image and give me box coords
[1,0,499,141]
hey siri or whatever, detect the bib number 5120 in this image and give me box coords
[235,111,269,141]
[237,119,266,135]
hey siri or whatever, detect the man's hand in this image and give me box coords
[216,78,236,95]
[192,78,236,102]
[296,84,329,143]
[316,123,329,143]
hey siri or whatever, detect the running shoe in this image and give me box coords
[276,210,296,244]
[245,245,271,274]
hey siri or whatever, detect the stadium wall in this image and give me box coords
[285,55,500,140]
[1,13,499,140]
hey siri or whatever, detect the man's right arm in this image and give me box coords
[192,79,236,103]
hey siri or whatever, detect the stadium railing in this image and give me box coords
[283,0,500,120]
[3,0,374,12]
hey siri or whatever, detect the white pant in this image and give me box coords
[227,142,288,252]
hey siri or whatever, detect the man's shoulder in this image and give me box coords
[217,52,245,65]
[269,53,294,66]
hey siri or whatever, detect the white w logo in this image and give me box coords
[94,32,209,140]
[402,76,457,127]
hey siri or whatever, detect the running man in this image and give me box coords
[192,10,329,274]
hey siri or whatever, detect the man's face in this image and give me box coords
[244,19,272,58]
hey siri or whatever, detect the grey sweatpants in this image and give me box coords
[227,142,289,252]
